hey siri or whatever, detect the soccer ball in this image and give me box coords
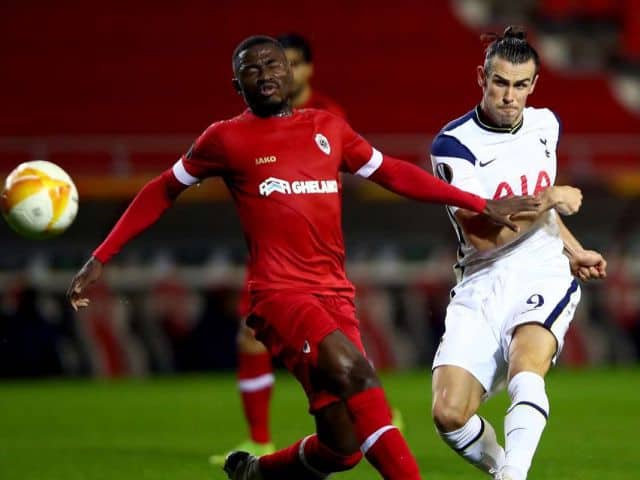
[1,160,79,239]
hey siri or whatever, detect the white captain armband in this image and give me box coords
[172,158,200,186]
[355,148,383,178]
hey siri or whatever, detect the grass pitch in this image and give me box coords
[0,369,638,479]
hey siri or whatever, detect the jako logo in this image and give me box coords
[256,155,277,165]
[259,177,339,196]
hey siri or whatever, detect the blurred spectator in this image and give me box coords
[0,283,63,377]
[276,33,347,117]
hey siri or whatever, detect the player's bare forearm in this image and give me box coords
[557,215,583,258]
[453,185,581,251]
[538,186,582,216]
[454,207,546,252]
[455,208,515,251]
[557,216,607,281]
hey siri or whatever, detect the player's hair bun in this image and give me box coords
[503,25,527,40]
[480,25,528,46]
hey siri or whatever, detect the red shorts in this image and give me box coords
[247,290,365,413]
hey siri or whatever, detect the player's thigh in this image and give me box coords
[314,401,360,455]
[432,365,485,429]
[503,274,581,369]
[508,323,557,379]
[250,291,370,412]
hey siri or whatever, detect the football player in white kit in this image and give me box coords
[430,26,607,480]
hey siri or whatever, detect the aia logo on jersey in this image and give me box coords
[314,133,331,155]
[493,171,551,199]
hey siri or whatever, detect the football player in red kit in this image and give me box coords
[216,33,351,465]
[67,36,540,480]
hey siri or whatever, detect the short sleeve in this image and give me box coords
[172,123,228,186]
[430,134,485,210]
[338,118,383,178]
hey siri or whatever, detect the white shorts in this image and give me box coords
[432,254,581,395]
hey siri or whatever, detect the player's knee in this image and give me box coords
[432,398,472,432]
[321,352,379,398]
[317,332,380,398]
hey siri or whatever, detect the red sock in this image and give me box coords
[237,351,273,444]
[258,434,361,480]
[346,387,421,480]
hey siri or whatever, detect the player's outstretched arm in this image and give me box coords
[368,155,540,231]
[92,168,188,263]
[557,216,607,281]
[66,168,189,310]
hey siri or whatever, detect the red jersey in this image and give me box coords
[174,109,380,297]
[92,111,486,288]
[300,91,346,119]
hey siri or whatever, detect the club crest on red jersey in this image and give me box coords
[314,133,331,155]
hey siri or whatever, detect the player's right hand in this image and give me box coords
[570,249,607,281]
[67,256,103,311]
[483,195,542,232]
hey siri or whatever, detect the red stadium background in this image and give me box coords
[1,1,640,377]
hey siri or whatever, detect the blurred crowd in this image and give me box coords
[2,248,640,379]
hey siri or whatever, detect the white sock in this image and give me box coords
[439,414,505,475]
[504,371,549,480]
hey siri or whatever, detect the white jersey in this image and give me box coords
[430,105,563,274]
[430,106,581,393]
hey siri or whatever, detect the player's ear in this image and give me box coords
[477,65,486,88]
[232,78,242,95]
[529,73,539,93]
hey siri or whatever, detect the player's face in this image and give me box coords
[234,43,293,115]
[284,48,313,97]
[477,57,538,127]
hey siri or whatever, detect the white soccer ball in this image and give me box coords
[1,160,79,239]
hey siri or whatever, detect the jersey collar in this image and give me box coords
[245,108,298,121]
[473,105,524,134]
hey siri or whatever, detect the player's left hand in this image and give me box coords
[483,195,542,232]
[67,256,103,311]
[570,249,607,282]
